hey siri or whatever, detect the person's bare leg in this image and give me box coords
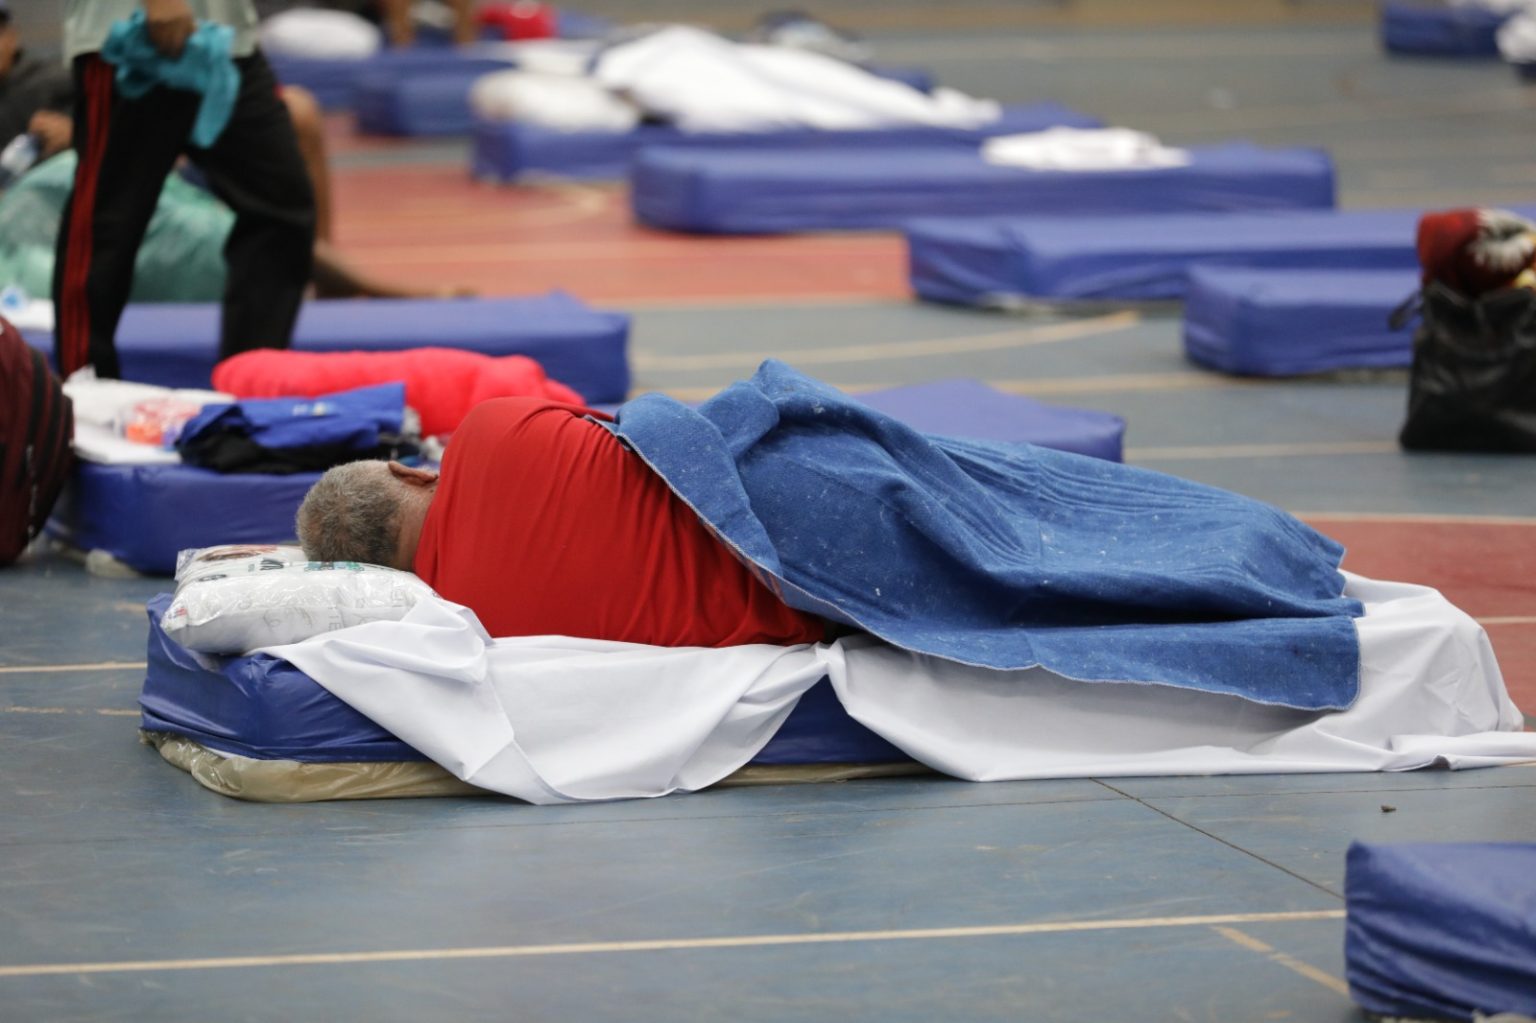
[378,0,414,47]
[278,85,331,242]
[310,239,476,299]
[449,0,477,45]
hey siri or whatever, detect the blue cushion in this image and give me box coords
[634,143,1336,235]
[1346,841,1536,1020]
[1379,1,1509,57]
[471,102,1103,182]
[1183,267,1420,376]
[23,293,631,402]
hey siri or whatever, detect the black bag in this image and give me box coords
[1399,282,1536,452]
[0,315,74,565]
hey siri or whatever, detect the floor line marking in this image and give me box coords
[1296,512,1536,526]
[0,662,146,675]
[0,910,1346,979]
[1127,441,1400,461]
[633,312,1141,371]
[1,707,137,717]
[1477,616,1536,627]
[1212,926,1351,997]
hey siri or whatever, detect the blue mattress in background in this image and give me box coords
[135,378,1123,768]
[1379,1,1509,57]
[904,207,1536,304]
[61,380,1122,576]
[269,46,518,111]
[1345,841,1536,1021]
[633,143,1336,235]
[471,102,1102,182]
[139,594,909,766]
[23,293,631,402]
[49,463,318,576]
[1183,267,1419,376]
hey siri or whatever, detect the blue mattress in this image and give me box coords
[1345,841,1536,1021]
[22,292,631,402]
[1182,267,1420,376]
[632,142,1336,235]
[139,593,908,766]
[471,102,1104,182]
[268,46,518,111]
[1379,1,1509,57]
[54,379,1124,576]
[361,62,940,139]
[904,206,1536,305]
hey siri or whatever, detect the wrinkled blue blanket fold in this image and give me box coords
[616,362,1362,710]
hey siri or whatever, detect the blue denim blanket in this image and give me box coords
[615,362,1362,710]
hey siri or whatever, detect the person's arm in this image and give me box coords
[142,0,196,59]
[27,110,71,158]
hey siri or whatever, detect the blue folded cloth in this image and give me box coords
[178,382,405,454]
[615,361,1362,710]
[101,11,240,147]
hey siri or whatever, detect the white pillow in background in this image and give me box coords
[258,9,383,60]
[470,69,641,131]
[163,548,436,655]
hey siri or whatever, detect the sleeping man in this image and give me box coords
[296,362,1364,712]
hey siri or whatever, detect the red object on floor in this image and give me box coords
[212,348,584,437]
[475,2,558,40]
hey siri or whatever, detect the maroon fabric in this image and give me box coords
[0,317,74,565]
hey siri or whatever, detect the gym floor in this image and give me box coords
[3,3,1534,1020]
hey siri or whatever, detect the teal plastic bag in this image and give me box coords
[0,151,233,302]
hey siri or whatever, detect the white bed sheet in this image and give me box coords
[262,573,1536,805]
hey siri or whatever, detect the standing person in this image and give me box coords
[0,1,74,162]
[53,0,315,380]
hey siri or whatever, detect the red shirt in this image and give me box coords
[414,398,826,647]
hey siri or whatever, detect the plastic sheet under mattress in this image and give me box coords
[1345,841,1536,1021]
[903,207,1479,305]
[632,142,1336,235]
[470,101,1103,182]
[51,379,1125,575]
[139,593,908,767]
[22,292,631,401]
[1183,267,1420,376]
[1379,1,1509,57]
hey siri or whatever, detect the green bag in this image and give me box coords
[0,151,233,303]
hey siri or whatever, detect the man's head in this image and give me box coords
[295,460,438,571]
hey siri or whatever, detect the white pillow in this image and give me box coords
[163,546,435,655]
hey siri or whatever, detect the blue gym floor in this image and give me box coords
[4,4,1535,1020]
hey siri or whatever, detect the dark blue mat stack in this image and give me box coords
[905,208,1441,306]
[633,143,1336,234]
[1345,841,1536,1021]
[1379,1,1510,57]
[269,45,517,111]
[136,380,1125,770]
[1183,267,1420,376]
[22,292,631,400]
[471,102,1101,182]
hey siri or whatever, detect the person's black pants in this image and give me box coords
[53,50,315,379]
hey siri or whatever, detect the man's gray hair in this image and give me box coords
[295,461,402,566]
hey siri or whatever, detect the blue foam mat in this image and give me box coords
[133,380,1122,768]
[57,380,1123,576]
[471,102,1102,182]
[22,292,631,401]
[1182,267,1420,376]
[139,594,909,766]
[269,45,518,111]
[1379,1,1510,57]
[1345,841,1536,1021]
[633,142,1336,235]
[905,206,1536,305]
